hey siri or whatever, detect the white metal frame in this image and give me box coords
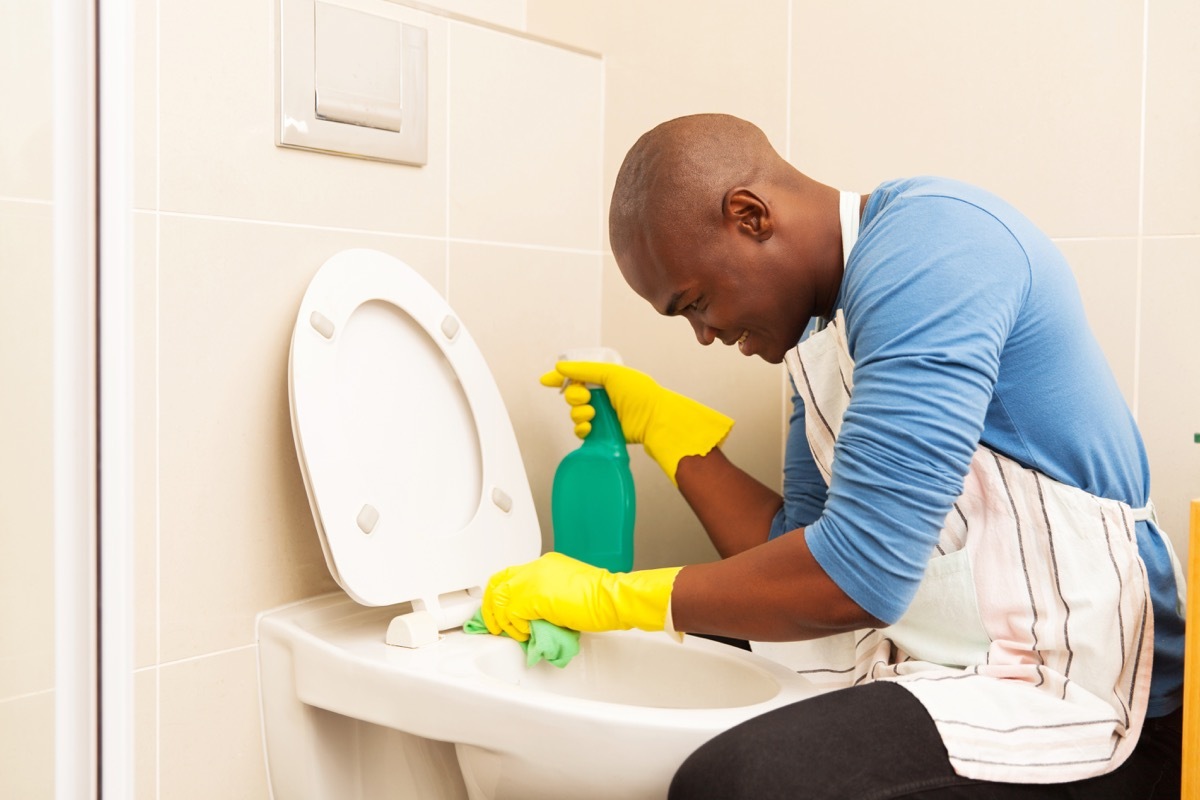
[52,0,136,796]
[53,0,99,795]
[98,0,137,795]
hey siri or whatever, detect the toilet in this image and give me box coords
[257,249,820,800]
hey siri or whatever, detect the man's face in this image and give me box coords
[618,226,813,365]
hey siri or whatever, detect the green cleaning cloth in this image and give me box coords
[464,609,580,668]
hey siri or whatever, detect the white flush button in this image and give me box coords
[277,0,428,165]
[315,2,403,132]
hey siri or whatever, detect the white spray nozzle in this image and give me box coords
[556,347,623,391]
[557,346,623,365]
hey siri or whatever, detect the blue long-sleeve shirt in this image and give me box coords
[769,177,1185,717]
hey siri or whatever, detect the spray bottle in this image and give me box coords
[550,348,636,573]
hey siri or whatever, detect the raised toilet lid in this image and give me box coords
[288,249,540,624]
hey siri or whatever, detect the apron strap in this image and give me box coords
[1130,497,1187,616]
[840,190,861,265]
[813,191,862,335]
[1130,499,1157,524]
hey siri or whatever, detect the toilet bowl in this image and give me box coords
[258,249,820,800]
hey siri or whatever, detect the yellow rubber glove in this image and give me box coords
[540,361,734,486]
[481,552,683,642]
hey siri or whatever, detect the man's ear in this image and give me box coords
[723,188,773,242]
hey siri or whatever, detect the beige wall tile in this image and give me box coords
[0,209,52,800]
[156,216,445,661]
[447,242,602,551]
[157,0,448,234]
[447,22,602,250]
[424,0,527,30]
[1137,237,1200,560]
[1143,0,1200,236]
[626,456,723,569]
[524,0,604,54]
[1,12,73,796]
[134,0,158,211]
[0,692,54,798]
[135,669,157,800]
[1053,238,1139,405]
[0,201,55,699]
[524,0,791,566]
[527,0,791,225]
[789,2,1143,239]
[0,1,52,201]
[135,213,159,669]
[159,648,267,800]
[600,254,785,568]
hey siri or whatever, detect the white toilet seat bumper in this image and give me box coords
[258,594,822,800]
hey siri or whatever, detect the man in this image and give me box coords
[482,114,1185,797]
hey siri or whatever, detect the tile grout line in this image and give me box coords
[0,195,53,207]
[154,0,163,795]
[1131,0,1151,420]
[151,208,602,256]
[597,42,607,347]
[785,0,793,164]
[1052,234,1137,243]
[135,642,258,674]
[1053,234,1199,243]
[783,0,794,466]
[0,687,57,705]
[444,20,453,303]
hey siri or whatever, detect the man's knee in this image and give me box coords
[669,682,954,800]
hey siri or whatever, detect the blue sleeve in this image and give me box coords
[805,195,1031,624]
[769,386,827,539]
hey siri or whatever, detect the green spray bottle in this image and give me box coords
[551,348,636,573]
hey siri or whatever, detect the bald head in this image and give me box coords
[608,114,792,258]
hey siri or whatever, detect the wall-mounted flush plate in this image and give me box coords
[277,0,428,165]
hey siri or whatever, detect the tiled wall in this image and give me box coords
[2,0,602,795]
[527,0,1200,562]
[0,0,56,795]
[0,202,54,795]
[132,1,601,795]
[3,0,1197,797]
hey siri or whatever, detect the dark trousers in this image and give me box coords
[669,681,1182,799]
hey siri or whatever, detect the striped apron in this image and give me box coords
[752,192,1163,783]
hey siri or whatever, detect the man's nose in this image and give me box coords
[688,315,717,346]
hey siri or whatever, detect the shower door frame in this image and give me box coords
[52,0,136,796]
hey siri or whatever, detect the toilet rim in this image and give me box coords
[258,593,819,726]
[452,631,815,719]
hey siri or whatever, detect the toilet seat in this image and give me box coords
[288,250,539,624]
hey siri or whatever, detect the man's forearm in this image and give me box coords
[670,529,885,641]
[675,448,782,558]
